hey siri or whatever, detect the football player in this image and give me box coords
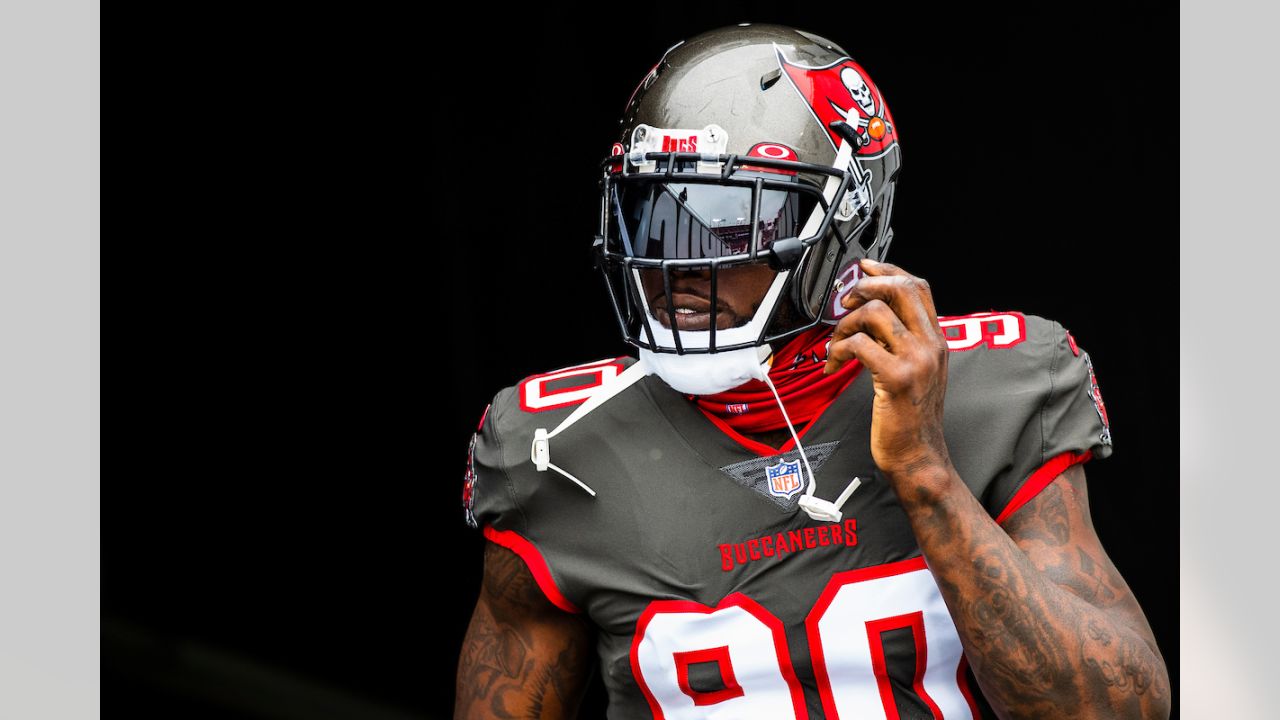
[455,24,1169,720]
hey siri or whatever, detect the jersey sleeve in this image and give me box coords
[461,389,582,614]
[990,321,1114,524]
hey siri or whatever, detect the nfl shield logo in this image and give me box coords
[765,459,804,499]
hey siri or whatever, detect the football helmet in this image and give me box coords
[595,24,902,356]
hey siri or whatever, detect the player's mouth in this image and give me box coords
[651,293,734,331]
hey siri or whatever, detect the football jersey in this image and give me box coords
[461,312,1112,719]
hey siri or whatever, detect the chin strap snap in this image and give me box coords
[530,360,651,497]
[797,477,862,523]
[759,370,861,522]
[530,428,595,497]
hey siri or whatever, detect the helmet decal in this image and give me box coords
[742,142,799,176]
[772,45,898,156]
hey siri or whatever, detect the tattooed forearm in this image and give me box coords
[897,464,1170,720]
[455,543,593,720]
[932,547,1078,713]
[1082,619,1161,697]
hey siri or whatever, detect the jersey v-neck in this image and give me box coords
[637,365,875,467]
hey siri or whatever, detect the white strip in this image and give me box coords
[833,476,862,507]
[763,366,863,522]
[760,372,816,497]
[798,138,854,241]
[545,462,596,497]
[545,360,649,440]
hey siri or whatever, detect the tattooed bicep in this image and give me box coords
[1002,465,1160,647]
[1002,465,1087,552]
[481,541,551,621]
[456,543,594,720]
[1003,465,1122,605]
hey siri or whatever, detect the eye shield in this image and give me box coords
[595,147,861,354]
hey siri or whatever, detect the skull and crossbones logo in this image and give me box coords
[827,65,893,148]
[840,67,875,115]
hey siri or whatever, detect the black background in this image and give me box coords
[109,3,1177,717]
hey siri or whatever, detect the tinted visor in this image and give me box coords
[612,174,821,260]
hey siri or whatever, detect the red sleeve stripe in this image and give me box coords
[482,526,581,614]
[994,450,1093,525]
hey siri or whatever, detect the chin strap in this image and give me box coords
[529,349,862,520]
[530,360,652,496]
[759,371,861,522]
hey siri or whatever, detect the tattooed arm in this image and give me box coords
[901,462,1170,719]
[827,258,1170,719]
[1002,464,1168,715]
[455,541,594,720]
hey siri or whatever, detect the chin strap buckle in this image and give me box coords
[525,361,652,498]
[532,428,551,471]
[798,495,843,523]
[530,427,596,497]
[798,476,862,523]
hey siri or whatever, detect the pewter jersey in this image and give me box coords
[462,312,1113,719]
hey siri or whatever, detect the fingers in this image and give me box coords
[825,329,894,376]
[825,258,948,377]
[824,299,907,374]
[842,258,939,331]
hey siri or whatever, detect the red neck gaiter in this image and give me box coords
[690,326,862,433]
